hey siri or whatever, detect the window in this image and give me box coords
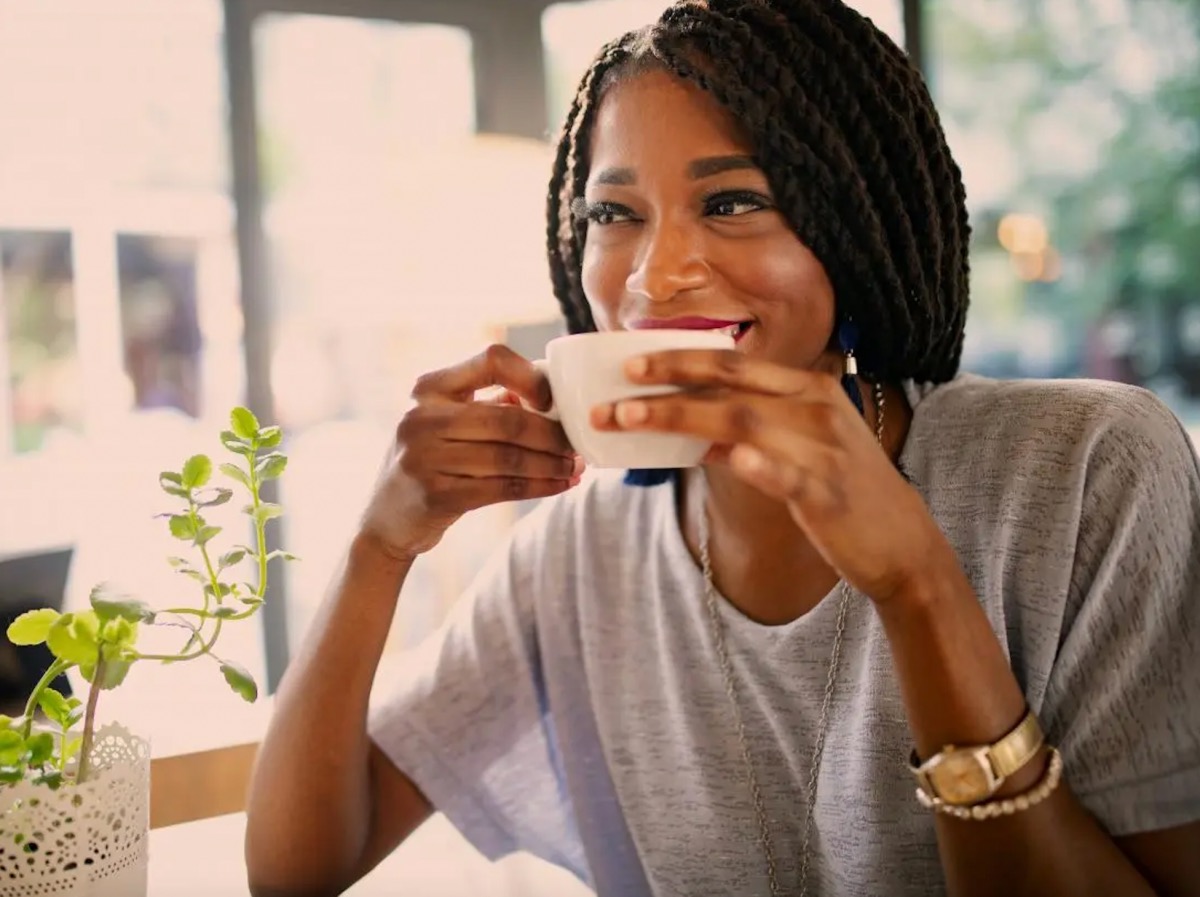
[0,231,79,455]
[542,0,905,129]
[253,13,559,655]
[927,0,1200,435]
[0,0,259,711]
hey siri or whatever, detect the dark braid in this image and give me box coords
[545,0,971,384]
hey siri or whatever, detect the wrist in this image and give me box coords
[875,550,969,622]
[349,529,420,572]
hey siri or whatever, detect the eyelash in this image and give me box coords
[571,190,773,226]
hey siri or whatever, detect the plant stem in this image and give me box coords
[134,618,224,662]
[21,659,71,739]
[76,657,105,784]
[248,463,269,601]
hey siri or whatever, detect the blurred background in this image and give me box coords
[0,0,1196,886]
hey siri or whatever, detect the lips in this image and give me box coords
[628,316,753,342]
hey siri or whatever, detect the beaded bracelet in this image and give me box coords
[916,747,1063,820]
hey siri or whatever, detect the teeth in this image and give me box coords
[719,324,741,338]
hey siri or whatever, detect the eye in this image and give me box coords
[572,199,637,226]
[704,190,773,217]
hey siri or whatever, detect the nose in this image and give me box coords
[625,218,710,303]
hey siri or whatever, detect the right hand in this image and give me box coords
[357,344,584,561]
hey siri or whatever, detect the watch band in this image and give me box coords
[909,708,1045,805]
[987,708,1043,778]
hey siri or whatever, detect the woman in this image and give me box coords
[244,2,1200,895]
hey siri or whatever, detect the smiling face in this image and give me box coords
[578,67,842,376]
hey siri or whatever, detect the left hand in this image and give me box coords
[590,348,953,604]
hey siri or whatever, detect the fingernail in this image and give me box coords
[571,455,586,476]
[615,400,648,425]
[568,474,583,487]
[591,403,614,425]
[625,356,649,379]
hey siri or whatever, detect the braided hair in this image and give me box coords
[545,0,971,385]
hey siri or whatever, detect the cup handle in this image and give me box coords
[520,358,560,421]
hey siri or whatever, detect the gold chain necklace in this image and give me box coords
[697,382,885,896]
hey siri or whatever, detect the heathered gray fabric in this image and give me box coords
[368,373,1200,896]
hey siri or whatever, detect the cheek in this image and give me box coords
[739,239,835,327]
[580,242,626,330]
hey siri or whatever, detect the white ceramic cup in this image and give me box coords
[528,328,735,469]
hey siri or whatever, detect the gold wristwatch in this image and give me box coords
[909,709,1044,807]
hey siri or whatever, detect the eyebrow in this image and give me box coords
[590,154,759,187]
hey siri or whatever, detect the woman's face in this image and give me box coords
[579,67,841,376]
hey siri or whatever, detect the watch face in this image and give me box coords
[932,752,996,804]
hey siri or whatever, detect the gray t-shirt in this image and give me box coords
[368,373,1200,896]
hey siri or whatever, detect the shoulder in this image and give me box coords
[909,373,1197,475]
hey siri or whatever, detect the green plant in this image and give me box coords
[0,406,295,787]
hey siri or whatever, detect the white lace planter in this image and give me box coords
[0,725,149,897]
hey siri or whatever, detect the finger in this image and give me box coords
[409,402,574,456]
[412,344,552,410]
[440,472,583,510]
[593,393,844,459]
[433,442,585,480]
[623,349,839,399]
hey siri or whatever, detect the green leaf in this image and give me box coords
[255,453,288,480]
[32,770,63,790]
[220,431,255,456]
[61,736,81,762]
[26,733,54,766]
[79,658,131,690]
[0,715,13,731]
[90,586,155,623]
[218,549,247,570]
[204,583,233,601]
[166,556,191,568]
[66,711,83,728]
[219,462,252,488]
[168,514,197,541]
[159,471,187,497]
[46,613,99,665]
[265,550,298,563]
[0,730,25,766]
[257,426,283,448]
[0,766,25,785]
[181,454,213,490]
[37,689,69,726]
[220,662,258,702]
[230,407,259,440]
[196,487,233,508]
[194,525,222,547]
[99,617,138,650]
[7,608,60,646]
[247,503,283,526]
[237,594,264,608]
[212,607,240,619]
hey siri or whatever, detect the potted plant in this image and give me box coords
[0,406,294,896]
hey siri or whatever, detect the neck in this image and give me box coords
[680,381,912,625]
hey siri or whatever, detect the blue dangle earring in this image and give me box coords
[838,317,866,417]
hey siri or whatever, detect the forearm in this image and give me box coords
[245,533,411,893]
[876,560,1155,897]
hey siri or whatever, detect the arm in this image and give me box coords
[245,536,434,897]
[878,564,1197,897]
[244,345,580,896]
[599,351,1200,897]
